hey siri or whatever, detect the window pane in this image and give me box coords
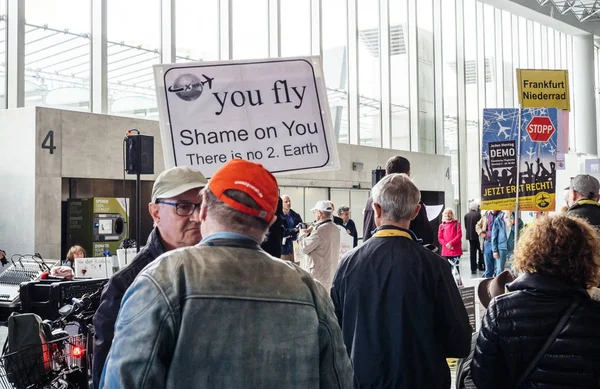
[547,27,555,69]
[519,17,527,68]
[417,0,435,153]
[442,0,458,200]
[281,0,311,56]
[176,0,219,62]
[464,0,479,202]
[232,0,268,59]
[358,0,380,146]
[322,0,348,143]
[108,0,160,117]
[533,22,542,68]
[390,0,409,150]
[25,0,90,110]
[0,0,5,109]
[483,4,496,107]
[502,10,513,107]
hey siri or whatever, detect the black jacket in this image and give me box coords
[332,226,472,388]
[261,215,283,258]
[464,210,481,240]
[472,273,600,389]
[567,200,600,228]
[92,228,165,389]
[342,219,359,247]
[363,197,435,244]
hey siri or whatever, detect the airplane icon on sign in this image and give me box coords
[527,147,535,161]
[497,124,511,139]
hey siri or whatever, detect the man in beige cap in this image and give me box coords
[92,166,207,389]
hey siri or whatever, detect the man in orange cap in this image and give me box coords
[100,160,354,389]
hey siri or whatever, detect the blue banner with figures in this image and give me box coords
[481,108,558,211]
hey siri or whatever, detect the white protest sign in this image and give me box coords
[154,57,339,178]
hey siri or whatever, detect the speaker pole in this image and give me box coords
[136,134,142,253]
[136,172,141,253]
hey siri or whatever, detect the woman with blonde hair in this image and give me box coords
[471,215,600,388]
[64,245,86,268]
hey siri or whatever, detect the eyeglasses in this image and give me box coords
[156,200,202,216]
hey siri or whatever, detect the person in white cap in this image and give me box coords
[92,166,207,389]
[297,200,342,290]
[566,174,600,227]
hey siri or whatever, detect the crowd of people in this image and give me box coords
[73,154,599,388]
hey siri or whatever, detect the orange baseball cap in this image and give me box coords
[208,159,279,222]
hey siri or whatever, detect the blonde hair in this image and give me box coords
[66,245,86,261]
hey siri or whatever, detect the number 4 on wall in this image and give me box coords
[41,130,57,154]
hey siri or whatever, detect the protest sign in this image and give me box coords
[154,57,339,177]
[481,108,558,211]
[517,69,570,111]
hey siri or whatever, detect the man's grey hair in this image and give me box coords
[338,205,350,216]
[204,188,270,241]
[469,201,479,211]
[371,173,421,222]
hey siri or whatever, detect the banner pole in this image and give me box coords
[514,106,523,249]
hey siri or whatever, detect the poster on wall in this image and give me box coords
[154,57,339,178]
[481,108,559,211]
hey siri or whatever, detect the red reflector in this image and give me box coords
[72,346,83,358]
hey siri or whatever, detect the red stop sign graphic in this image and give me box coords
[526,116,555,142]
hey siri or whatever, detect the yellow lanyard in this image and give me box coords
[372,229,413,240]
[577,200,600,207]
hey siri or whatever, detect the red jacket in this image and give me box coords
[438,220,463,257]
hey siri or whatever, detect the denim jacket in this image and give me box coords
[491,212,508,253]
[99,237,354,389]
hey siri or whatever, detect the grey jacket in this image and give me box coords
[99,237,354,389]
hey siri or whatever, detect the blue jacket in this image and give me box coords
[100,237,354,389]
[491,212,508,252]
[281,209,303,255]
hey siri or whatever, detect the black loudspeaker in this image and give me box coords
[126,135,154,174]
[372,169,386,187]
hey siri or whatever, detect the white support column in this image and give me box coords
[572,34,597,156]
[91,0,107,114]
[268,0,280,57]
[310,0,322,57]
[219,0,233,60]
[6,0,24,109]
[407,0,419,151]
[433,0,444,154]
[380,0,391,149]
[161,0,176,63]
[456,0,468,222]
[348,0,359,145]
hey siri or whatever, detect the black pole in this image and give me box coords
[136,172,141,253]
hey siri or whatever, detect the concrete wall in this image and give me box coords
[0,106,452,259]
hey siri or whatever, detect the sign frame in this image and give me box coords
[153,56,340,178]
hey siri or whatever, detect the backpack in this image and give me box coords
[2,312,51,389]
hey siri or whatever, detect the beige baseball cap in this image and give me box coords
[151,166,208,203]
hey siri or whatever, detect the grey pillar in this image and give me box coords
[91,0,107,114]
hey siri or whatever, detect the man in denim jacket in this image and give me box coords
[100,159,354,389]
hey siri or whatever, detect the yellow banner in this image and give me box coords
[481,192,556,212]
[517,69,570,111]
